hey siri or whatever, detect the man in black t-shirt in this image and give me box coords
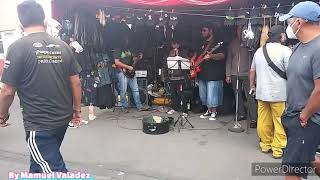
[194,26,226,121]
[0,1,82,173]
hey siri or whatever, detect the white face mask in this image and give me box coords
[286,20,300,39]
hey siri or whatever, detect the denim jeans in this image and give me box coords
[198,80,223,108]
[117,72,142,108]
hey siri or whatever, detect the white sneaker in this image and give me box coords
[68,122,78,129]
[89,115,96,121]
[81,119,89,125]
[182,113,188,118]
[167,109,176,115]
[200,111,211,119]
[209,112,217,121]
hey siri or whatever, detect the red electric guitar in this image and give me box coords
[190,42,224,79]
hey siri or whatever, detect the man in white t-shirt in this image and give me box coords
[250,25,292,159]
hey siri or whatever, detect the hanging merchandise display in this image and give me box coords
[127,0,229,6]
[224,8,235,26]
[260,18,270,47]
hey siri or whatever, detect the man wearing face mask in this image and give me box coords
[250,25,292,159]
[279,1,320,179]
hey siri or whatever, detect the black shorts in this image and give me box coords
[281,114,320,179]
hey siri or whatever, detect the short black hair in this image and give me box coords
[17,1,45,28]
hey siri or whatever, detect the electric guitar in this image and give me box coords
[190,42,224,79]
[122,52,143,79]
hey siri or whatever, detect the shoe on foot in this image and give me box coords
[167,109,176,115]
[89,114,96,121]
[200,111,211,119]
[182,113,188,118]
[137,105,150,112]
[272,154,282,159]
[261,149,272,154]
[121,107,129,113]
[250,120,257,128]
[209,112,217,121]
[68,122,78,129]
[81,119,89,125]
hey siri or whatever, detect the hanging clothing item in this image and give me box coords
[260,25,270,47]
[74,11,104,48]
[96,84,115,109]
[75,50,95,72]
[80,71,97,106]
[96,61,112,87]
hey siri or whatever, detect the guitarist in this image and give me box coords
[114,39,147,113]
[194,25,226,121]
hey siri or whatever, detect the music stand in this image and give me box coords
[167,56,194,132]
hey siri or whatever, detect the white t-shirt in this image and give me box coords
[251,43,292,102]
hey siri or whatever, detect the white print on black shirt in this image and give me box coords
[35,50,62,64]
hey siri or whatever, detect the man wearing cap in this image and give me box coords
[279,1,320,179]
[250,25,292,159]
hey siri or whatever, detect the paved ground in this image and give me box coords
[0,98,319,180]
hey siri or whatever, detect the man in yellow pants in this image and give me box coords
[250,25,292,158]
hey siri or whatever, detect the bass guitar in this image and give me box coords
[190,42,224,79]
[122,52,143,79]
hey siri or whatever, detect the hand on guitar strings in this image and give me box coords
[127,66,134,71]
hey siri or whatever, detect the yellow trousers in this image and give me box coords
[257,101,287,157]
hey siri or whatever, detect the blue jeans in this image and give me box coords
[25,125,68,173]
[117,72,142,108]
[199,80,223,108]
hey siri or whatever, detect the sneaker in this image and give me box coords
[68,122,78,129]
[137,105,150,112]
[200,111,211,119]
[182,113,188,118]
[209,112,217,121]
[81,120,89,125]
[167,109,176,115]
[121,107,129,113]
[89,114,96,121]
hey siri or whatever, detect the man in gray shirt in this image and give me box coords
[0,1,82,173]
[250,25,292,159]
[280,1,320,179]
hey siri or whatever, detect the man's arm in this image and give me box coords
[225,45,233,77]
[115,59,133,71]
[300,79,320,124]
[0,84,16,123]
[70,75,81,112]
[249,53,257,89]
[210,53,225,61]
[249,70,256,89]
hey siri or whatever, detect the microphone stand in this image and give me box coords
[228,49,245,133]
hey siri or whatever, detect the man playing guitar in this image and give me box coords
[114,43,147,112]
[193,25,226,121]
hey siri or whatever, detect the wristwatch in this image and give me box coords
[73,109,81,113]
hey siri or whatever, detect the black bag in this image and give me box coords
[262,45,287,80]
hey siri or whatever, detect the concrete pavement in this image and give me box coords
[0,98,318,180]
